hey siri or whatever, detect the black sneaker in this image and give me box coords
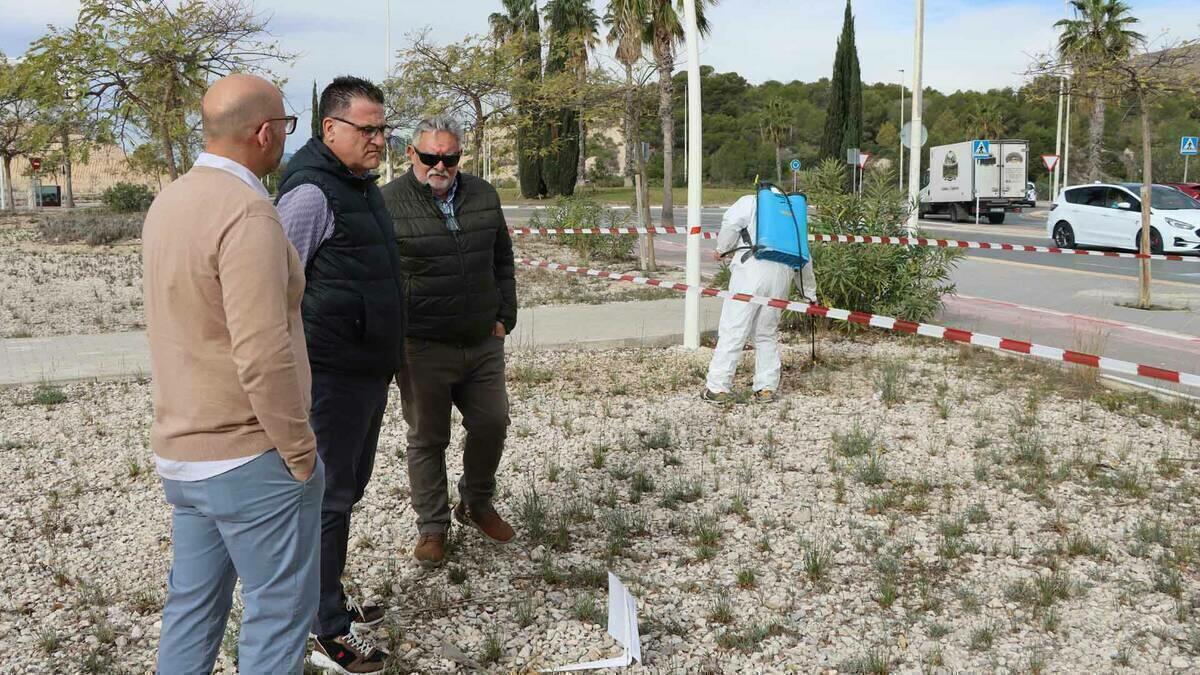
[346,595,384,630]
[310,631,388,674]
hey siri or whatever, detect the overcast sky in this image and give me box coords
[3,0,1197,151]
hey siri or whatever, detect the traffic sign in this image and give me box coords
[856,152,871,169]
[789,158,801,172]
[29,157,41,172]
[972,140,991,160]
[846,148,860,165]
[1181,136,1199,156]
[1041,154,1060,172]
[900,122,928,149]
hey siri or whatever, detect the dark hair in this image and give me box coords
[318,76,385,125]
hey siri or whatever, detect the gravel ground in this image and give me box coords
[0,216,676,338]
[1,335,1197,673]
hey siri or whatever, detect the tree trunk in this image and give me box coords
[622,63,635,188]
[61,129,75,209]
[472,101,486,173]
[775,144,783,184]
[160,123,179,182]
[1085,95,1106,182]
[1138,100,1152,309]
[0,156,12,212]
[576,114,586,187]
[638,147,655,272]
[656,39,675,228]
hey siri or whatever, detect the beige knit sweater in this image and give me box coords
[142,166,316,477]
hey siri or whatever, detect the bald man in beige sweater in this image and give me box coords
[143,74,323,674]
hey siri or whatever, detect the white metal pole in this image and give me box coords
[383,0,393,183]
[683,80,687,176]
[899,69,905,190]
[1186,155,1190,183]
[1063,91,1072,187]
[0,164,8,210]
[905,0,925,233]
[682,0,703,350]
[1053,78,1064,198]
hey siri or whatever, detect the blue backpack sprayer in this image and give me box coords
[723,181,818,360]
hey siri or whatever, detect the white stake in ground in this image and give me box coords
[682,0,703,350]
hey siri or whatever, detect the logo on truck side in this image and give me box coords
[942,151,958,181]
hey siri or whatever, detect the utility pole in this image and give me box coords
[1063,91,1072,187]
[905,0,925,233]
[682,0,703,350]
[899,69,905,190]
[383,0,394,183]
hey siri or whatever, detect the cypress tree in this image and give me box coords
[516,9,547,198]
[820,0,863,163]
[310,80,321,141]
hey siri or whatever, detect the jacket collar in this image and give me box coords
[290,137,379,187]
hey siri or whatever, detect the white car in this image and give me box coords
[1047,183,1200,255]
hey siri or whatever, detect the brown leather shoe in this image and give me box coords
[454,502,515,544]
[413,532,447,568]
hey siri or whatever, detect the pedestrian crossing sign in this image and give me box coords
[972,139,991,160]
[1182,136,1199,156]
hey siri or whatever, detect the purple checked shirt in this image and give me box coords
[275,184,335,267]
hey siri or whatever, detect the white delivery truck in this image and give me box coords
[918,139,1029,224]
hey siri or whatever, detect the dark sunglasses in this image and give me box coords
[413,149,461,168]
[329,116,394,140]
[264,116,298,135]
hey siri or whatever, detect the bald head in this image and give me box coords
[202,74,283,142]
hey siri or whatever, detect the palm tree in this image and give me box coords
[490,0,545,198]
[605,0,648,188]
[760,97,793,183]
[544,0,600,194]
[966,100,1006,139]
[1056,0,1144,181]
[645,0,714,227]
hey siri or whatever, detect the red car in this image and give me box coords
[1163,182,1200,200]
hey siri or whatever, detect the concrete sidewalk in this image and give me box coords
[0,297,724,387]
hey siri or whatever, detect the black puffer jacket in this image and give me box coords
[381,169,517,346]
[276,138,406,375]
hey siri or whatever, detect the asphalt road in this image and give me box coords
[505,204,1200,285]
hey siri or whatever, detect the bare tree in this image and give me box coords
[31,0,293,182]
[0,55,44,211]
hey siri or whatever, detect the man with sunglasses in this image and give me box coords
[275,76,402,672]
[381,116,518,568]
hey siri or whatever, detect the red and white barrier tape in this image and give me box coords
[509,227,1198,262]
[807,233,1199,263]
[516,258,1200,389]
[510,226,717,239]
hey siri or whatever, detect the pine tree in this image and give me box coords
[310,80,321,141]
[820,0,862,162]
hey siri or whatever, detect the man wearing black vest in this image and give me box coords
[382,116,517,569]
[275,76,398,672]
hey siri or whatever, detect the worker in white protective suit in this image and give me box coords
[702,193,818,404]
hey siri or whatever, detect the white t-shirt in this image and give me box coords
[154,152,272,482]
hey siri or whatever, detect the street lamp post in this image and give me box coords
[682,0,703,350]
[899,69,905,190]
[384,0,393,183]
[905,0,925,233]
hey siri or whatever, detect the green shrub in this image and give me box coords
[787,158,962,326]
[101,182,155,213]
[37,213,143,245]
[528,194,638,263]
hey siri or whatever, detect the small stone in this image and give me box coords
[1171,657,1190,669]
[530,545,546,562]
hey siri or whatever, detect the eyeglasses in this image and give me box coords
[329,116,394,140]
[264,116,298,135]
[413,150,462,168]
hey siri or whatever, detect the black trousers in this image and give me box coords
[309,369,391,638]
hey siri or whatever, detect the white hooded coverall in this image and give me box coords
[704,193,818,394]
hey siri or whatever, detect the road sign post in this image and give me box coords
[790,158,801,192]
[1182,136,1198,183]
[971,140,990,226]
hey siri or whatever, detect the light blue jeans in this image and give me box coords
[157,450,324,674]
